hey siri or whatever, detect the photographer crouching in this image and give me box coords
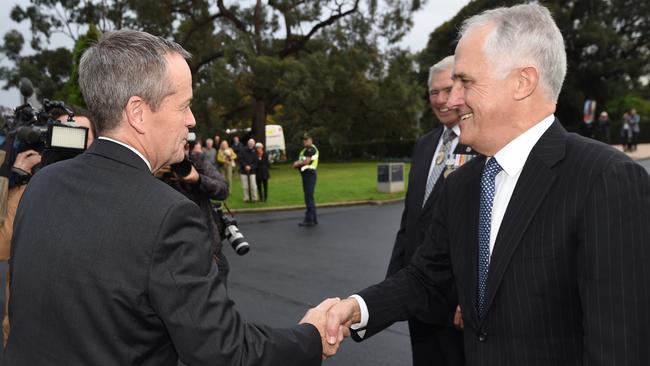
[155,133,233,282]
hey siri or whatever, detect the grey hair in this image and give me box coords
[459,3,567,101]
[427,55,455,88]
[79,29,191,134]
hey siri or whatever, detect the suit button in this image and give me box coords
[478,332,487,342]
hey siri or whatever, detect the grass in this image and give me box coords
[223,162,410,210]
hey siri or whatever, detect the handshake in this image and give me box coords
[299,297,362,359]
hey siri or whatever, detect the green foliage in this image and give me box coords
[55,24,101,107]
[418,0,650,128]
[1,0,425,160]
[605,94,650,122]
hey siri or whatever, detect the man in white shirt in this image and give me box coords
[385,55,471,366]
[323,4,650,366]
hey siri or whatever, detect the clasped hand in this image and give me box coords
[299,297,361,359]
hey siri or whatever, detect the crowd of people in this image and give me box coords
[190,134,271,202]
[583,108,642,151]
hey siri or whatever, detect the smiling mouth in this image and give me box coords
[460,113,473,121]
[438,107,450,113]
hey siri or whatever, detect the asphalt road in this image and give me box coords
[225,203,412,366]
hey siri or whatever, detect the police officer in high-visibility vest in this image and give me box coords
[292,133,319,227]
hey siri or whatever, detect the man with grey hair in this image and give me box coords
[324,3,650,365]
[385,55,474,366]
[5,29,343,365]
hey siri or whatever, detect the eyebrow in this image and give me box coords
[451,72,468,80]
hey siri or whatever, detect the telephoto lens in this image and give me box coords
[223,223,250,255]
[212,203,250,256]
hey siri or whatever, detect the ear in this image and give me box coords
[124,96,147,134]
[514,65,539,101]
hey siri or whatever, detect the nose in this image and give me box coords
[447,81,464,111]
[187,108,196,128]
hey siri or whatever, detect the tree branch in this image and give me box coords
[190,50,225,74]
[216,0,250,34]
[279,0,360,58]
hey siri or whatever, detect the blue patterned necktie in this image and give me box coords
[477,157,502,318]
[423,128,457,206]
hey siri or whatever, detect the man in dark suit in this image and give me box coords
[386,55,473,366]
[4,29,342,365]
[325,4,650,365]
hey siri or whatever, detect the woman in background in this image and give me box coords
[217,140,237,193]
[255,142,270,202]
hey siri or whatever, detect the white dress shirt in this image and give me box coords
[351,114,556,336]
[97,136,152,172]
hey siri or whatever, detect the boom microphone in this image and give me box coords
[19,78,34,99]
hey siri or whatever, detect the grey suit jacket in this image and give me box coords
[4,139,321,365]
[355,121,650,365]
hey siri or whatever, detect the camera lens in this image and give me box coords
[225,225,250,256]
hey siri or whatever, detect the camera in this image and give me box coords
[165,131,197,178]
[211,202,250,256]
[0,89,88,181]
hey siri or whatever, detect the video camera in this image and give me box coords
[0,79,89,181]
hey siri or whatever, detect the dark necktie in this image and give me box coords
[422,128,456,205]
[477,157,502,318]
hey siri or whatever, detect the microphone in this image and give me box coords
[19,78,34,99]
[16,126,41,144]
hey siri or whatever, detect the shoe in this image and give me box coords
[298,221,317,227]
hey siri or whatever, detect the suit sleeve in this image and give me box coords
[355,183,455,340]
[147,200,322,366]
[579,160,650,365]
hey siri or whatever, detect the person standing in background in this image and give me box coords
[293,133,319,227]
[239,138,258,202]
[255,142,270,202]
[598,111,611,144]
[630,108,641,151]
[203,138,218,169]
[217,140,237,194]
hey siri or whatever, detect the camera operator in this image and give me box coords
[155,137,231,281]
[0,148,41,345]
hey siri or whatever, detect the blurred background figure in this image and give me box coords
[217,140,237,194]
[630,108,641,151]
[255,142,270,202]
[239,138,258,202]
[598,111,611,144]
[621,112,633,152]
[213,134,221,150]
[203,137,218,169]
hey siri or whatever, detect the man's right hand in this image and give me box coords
[300,298,347,359]
[13,149,41,174]
[325,298,361,346]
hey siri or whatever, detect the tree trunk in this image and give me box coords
[252,98,266,146]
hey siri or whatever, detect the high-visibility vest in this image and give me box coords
[298,145,319,172]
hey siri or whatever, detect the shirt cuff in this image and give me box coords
[349,294,369,339]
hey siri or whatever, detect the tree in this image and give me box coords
[418,0,650,128]
[2,0,426,147]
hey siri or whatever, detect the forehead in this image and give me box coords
[453,25,492,75]
[429,68,453,90]
[164,53,192,98]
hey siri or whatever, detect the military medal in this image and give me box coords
[435,151,445,165]
[443,155,456,178]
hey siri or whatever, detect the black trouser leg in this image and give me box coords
[301,170,317,223]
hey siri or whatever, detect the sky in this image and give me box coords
[0,0,470,107]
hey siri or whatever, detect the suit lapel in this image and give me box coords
[480,121,566,323]
[459,157,484,327]
[418,127,443,210]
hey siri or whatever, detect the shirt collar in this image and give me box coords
[443,124,461,139]
[97,136,152,172]
[492,114,555,177]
